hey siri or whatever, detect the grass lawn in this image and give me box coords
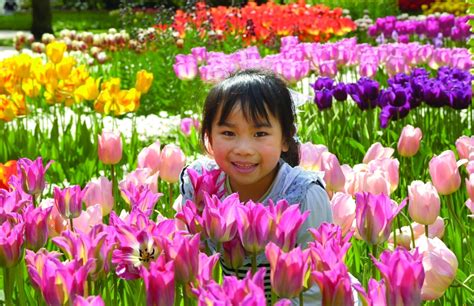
[0,10,122,31]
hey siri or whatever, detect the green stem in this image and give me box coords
[299,291,304,306]
[69,217,74,232]
[111,164,117,210]
[399,211,416,249]
[4,267,13,306]
[446,194,467,237]
[271,290,277,305]
[371,244,378,279]
[169,182,173,212]
[17,260,26,306]
[425,224,429,238]
[182,284,189,306]
[251,253,257,275]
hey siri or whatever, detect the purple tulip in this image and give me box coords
[173,55,198,80]
[17,157,53,197]
[449,83,471,110]
[23,204,53,251]
[54,185,84,219]
[0,214,25,267]
[355,192,406,245]
[191,47,207,64]
[314,88,333,110]
[311,77,334,91]
[332,83,347,101]
[372,248,425,306]
[423,79,450,108]
[347,78,380,110]
[139,255,175,306]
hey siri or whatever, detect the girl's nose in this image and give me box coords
[233,138,255,156]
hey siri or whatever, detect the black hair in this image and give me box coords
[201,69,300,167]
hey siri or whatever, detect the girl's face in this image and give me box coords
[209,104,288,200]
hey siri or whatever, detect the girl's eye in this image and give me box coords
[222,131,234,136]
[255,131,268,137]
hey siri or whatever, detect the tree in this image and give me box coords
[31,0,53,40]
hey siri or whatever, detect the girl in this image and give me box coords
[179,69,332,304]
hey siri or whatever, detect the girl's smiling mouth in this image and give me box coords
[231,162,258,173]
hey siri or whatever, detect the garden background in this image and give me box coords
[0,0,473,305]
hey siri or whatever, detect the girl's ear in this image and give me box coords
[204,134,214,156]
[281,139,289,153]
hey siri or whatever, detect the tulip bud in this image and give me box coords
[46,41,67,64]
[135,70,153,94]
[222,238,245,271]
[363,142,394,163]
[408,181,440,225]
[0,215,25,267]
[429,150,461,195]
[398,125,422,157]
[54,185,83,219]
[24,204,53,251]
[416,237,458,300]
[159,144,186,183]
[82,177,113,216]
[330,192,356,235]
[455,135,474,160]
[321,152,345,193]
[137,140,161,174]
[98,130,122,165]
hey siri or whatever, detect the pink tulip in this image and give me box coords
[348,170,391,196]
[23,204,53,251]
[312,262,355,306]
[54,185,84,219]
[202,193,239,243]
[40,198,68,238]
[299,142,328,171]
[466,174,474,201]
[321,152,346,193]
[386,55,410,76]
[163,233,200,284]
[137,140,161,174]
[265,242,310,298]
[0,215,25,267]
[413,217,445,239]
[363,142,394,163]
[186,167,225,211]
[83,176,114,216]
[98,130,122,165]
[272,204,309,252]
[455,135,474,160]
[416,237,458,300]
[139,255,175,306]
[120,184,161,217]
[173,59,198,80]
[365,279,387,306]
[74,295,105,306]
[236,201,273,254]
[73,204,103,233]
[368,158,399,193]
[466,199,474,217]
[17,157,53,197]
[355,192,406,245]
[372,248,425,306]
[359,61,378,78]
[467,160,474,175]
[397,125,422,157]
[159,144,186,183]
[408,181,440,225]
[319,60,338,78]
[429,150,461,195]
[222,237,245,271]
[119,168,159,196]
[330,192,356,235]
[180,117,200,136]
[191,47,207,64]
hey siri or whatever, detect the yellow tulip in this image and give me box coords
[74,77,100,102]
[101,78,121,95]
[117,88,141,113]
[10,92,27,116]
[22,78,41,98]
[14,54,32,78]
[56,57,76,80]
[46,41,67,64]
[94,90,112,114]
[68,65,90,86]
[134,70,153,94]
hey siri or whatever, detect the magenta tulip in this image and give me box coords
[222,237,245,271]
[372,248,425,306]
[83,176,114,216]
[24,204,53,251]
[265,242,310,298]
[202,193,239,243]
[416,237,457,300]
[74,295,106,306]
[0,215,25,267]
[175,199,203,235]
[272,204,309,252]
[197,252,219,285]
[397,125,422,157]
[186,167,225,211]
[17,157,53,197]
[312,262,355,306]
[137,140,161,174]
[98,130,122,165]
[330,192,356,235]
[54,185,84,219]
[355,192,406,245]
[236,201,273,254]
[163,233,200,284]
[139,255,175,306]
[408,181,440,225]
[429,150,461,195]
[180,117,200,136]
[173,59,198,80]
[159,144,186,183]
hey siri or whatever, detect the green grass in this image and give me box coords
[0,10,122,32]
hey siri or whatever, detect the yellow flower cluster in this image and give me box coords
[422,0,470,15]
[0,41,154,121]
